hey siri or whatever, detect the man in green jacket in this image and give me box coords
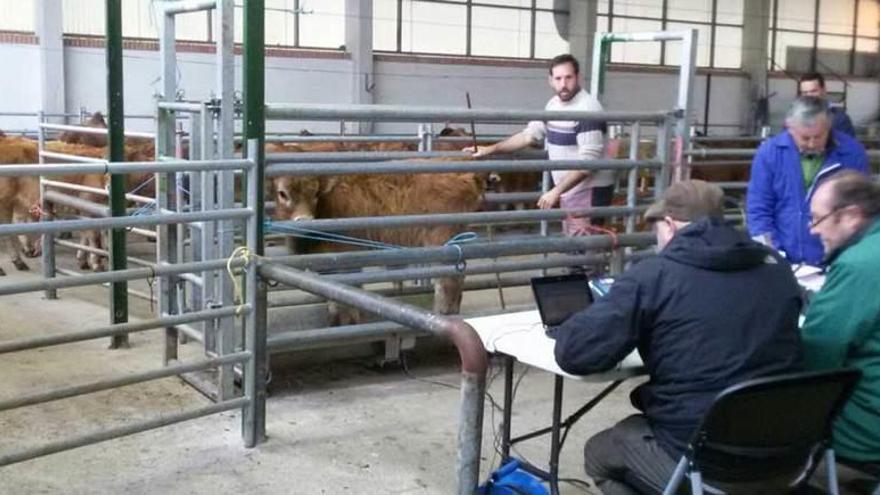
[803,171,880,474]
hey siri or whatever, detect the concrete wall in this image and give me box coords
[1,41,877,137]
[0,43,42,131]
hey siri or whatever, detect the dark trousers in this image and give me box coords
[584,414,679,495]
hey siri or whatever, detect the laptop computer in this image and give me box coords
[530,273,594,338]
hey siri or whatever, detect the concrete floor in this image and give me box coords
[0,249,643,495]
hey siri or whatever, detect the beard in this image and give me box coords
[557,85,580,102]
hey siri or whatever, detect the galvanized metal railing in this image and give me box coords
[0,155,265,464]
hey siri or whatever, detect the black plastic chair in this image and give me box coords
[662,369,862,495]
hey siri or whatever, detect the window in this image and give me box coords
[375,0,570,59]
[769,0,880,76]
[597,0,745,68]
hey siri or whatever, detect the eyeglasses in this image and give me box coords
[809,207,844,229]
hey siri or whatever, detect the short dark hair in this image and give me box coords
[798,72,826,88]
[827,171,880,219]
[549,54,579,75]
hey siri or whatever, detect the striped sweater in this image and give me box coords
[523,88,614,198]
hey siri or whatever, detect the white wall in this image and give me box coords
[0,44,42,132]
[1,41,877,138]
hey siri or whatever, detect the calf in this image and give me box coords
[273,172,485,325]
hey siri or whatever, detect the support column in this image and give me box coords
[35,0,66,122]
[345,0,374,134]
[568,0,597,93]
[741,0,771,133]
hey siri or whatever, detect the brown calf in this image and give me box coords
[273,172,485,325]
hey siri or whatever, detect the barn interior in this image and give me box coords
[1,1,879,494]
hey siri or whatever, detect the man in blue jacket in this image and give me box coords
[554,180,802,494]
[747,96,868,265]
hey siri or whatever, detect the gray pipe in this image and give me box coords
[266,103,669,124]
[265,158,661,176]
[0,352,250,413]
[0,398,248,467]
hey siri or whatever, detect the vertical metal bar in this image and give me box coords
[548,375,564,495]
[656,115,671,198]
[189,113,204,346]
[106,0,129,348]
[242,0,267,446]
[848,0,858,76]
[677,29,698,181]
[770,0,778,71]
[244,141,266,446]
[810,0,820,72]
[217,0,236,400]
[197,104,217,356]
[659,0,668,65]
[529,0,536,59]
[159,7,179,363]
[465,0,472,56]
[39,178,57,300]
[625,122,640,234]
[37,111,58,300]
[293,0,300,48]
[590,33,605,101]
[457,370,486,495]
[501,355,513,462]
[396,0,403,52]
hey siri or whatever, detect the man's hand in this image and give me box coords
[463,145,494,158]
[537,189,561,209]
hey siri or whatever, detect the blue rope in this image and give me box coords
[264,220,402,250]
[130,201,156,217]
[129,175,155,196]
[445,231,477,271]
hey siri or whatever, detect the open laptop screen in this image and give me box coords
[530,274,594,327]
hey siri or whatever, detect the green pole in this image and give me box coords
[106,0,129,348]
[242,0,267,446]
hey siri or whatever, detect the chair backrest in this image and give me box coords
[688,368,862,483]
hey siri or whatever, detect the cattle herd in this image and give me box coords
[0,114,755,324]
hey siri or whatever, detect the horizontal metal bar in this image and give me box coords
[44,190,109,218]
[684,148,756,158]
[176,323,206,344]
[265,150,468,163]
[688,160,750,167]
[43,179,155,205]
[266,103,671,124]
[53,239,155,267]
[0,208,252,237]
[0,352,250,413]
[267,233,653,271]
[161,0,217,15]
[0,159,253,177]
[269,205,644,232]
[40,150,106,164]
[265,158,661,177]
[0,397,249,468]
[0,305,246,354]
[0,259,241,296]
[483,192,540,204]
[604,30,692,42]
[38,123,154,139]
[157,101,204,113]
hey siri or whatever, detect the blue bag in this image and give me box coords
[477,459,549,495]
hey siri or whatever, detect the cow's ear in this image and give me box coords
[320,176,338,194]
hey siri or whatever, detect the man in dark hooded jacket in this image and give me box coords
[552,180,802,494]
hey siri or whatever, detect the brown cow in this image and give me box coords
[58,112,108,148]
[273,171,485,325]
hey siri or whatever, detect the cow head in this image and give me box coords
[274,176,335,221]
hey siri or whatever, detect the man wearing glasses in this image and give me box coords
[747,96,868,265]
[802,172,880,487]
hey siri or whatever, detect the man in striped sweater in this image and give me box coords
[469,53,613,236]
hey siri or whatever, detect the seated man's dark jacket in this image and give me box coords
[553,217,803,457]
